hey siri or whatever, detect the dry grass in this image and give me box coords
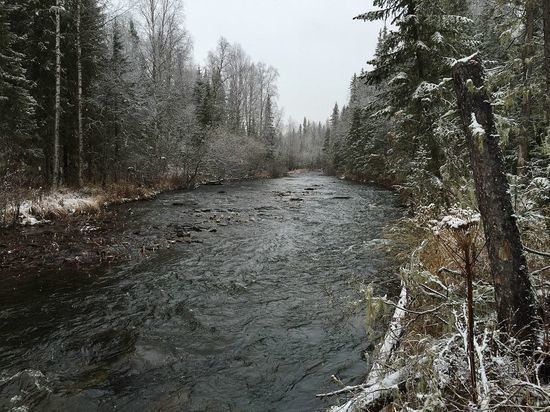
[356,202,550,411]
[3,175,193,226]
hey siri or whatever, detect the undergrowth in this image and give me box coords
[353,179,550,411]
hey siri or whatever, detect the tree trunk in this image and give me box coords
[544,0,550,125]
[114,99,120,183]
[518,0,536,175]
[76,0,84,187]
[452,54,538,349]
[53,0,62,188]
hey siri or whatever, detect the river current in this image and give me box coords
[0,172,401,411]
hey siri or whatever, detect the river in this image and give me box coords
[0,172,401,411]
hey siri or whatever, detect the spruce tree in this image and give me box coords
[0,0,36,170]
[262,95,277,159]
[356,0,475,199]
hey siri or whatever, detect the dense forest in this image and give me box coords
[320,0,550,410]
[323,0,549,210]
[0,0,292,223]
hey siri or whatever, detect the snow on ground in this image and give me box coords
[16,191,105,225]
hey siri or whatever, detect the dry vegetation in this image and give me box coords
[327,180,550,411]
[0,176,193,227]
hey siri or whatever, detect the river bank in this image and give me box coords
[325,204,550,410]
[0,173,280,273]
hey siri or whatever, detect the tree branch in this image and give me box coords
[525,247,550,258]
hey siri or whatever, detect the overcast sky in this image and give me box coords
[184,0,382,123]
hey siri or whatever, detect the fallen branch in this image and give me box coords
[328,368,409,412]
[371,283,408,382]
[325,282,410,411]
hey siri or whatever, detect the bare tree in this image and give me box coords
[138,0,192,176]
[53,0,62,188]
[207,37,230,80]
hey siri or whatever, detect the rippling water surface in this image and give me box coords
[0,173,401,411]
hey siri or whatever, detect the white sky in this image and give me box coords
[184,0,382,123]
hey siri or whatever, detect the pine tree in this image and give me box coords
[330,103,339,128]
[0,0,36,170]
[346,108,363,172]
[194,69,214,129]
[355,0,475,197]
[262,95,277,157]
[91,19,137,183]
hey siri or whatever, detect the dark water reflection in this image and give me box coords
[0,173,401,411]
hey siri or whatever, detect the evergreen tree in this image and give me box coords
[262,95,277,158]
[330,103,339,128]
[353,0,475,200]
[194,69,213,129]
[345,108,363,172]
[0,0,36,170]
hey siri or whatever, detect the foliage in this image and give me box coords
[324,0,550,409]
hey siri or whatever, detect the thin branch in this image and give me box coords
[419,282,448,300]
[525,247,550,258]
[381,298,449,316]
[531,266,550,276]
[316,384,368,398]
[439,267,462,277]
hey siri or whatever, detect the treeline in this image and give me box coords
[323,0,549,209]
[0,0,283,197]
[280,117,327,170]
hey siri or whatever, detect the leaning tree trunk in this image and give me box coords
[452,54,538,349]
[53,0,62,188]
[544,0,550,125]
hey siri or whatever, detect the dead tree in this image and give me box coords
[452,54,538,350]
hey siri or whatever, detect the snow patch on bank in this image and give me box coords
[17,191,105,225]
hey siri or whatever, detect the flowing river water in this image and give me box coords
[0,172,401,411]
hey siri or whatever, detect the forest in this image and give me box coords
[0,0,296,224]
[320,0,550,410]
[1,0,550,410]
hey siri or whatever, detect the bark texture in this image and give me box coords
[544,0,550,123]
[53,0,62,188]
[452,54,538,348]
